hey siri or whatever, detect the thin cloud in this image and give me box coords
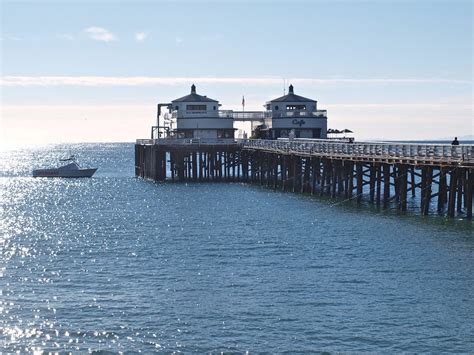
[175,37,184,45]
[2,104,151,111]
[135,32,148,42]
[84,27,117,42]
[57,33,75,41]
[200,34,223,41]
[0,76,471,87]
[0,34,21,41]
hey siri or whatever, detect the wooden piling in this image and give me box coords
[410,166,416,198]
[383,164,390,208]
[375,164,382,205]
[356,163,363,203]
[457,169,464,213]
[422,167,433,215]
[447,168,458,218]
[348,162,354,199]
[466,169,473,219]
[331,160,337,198]
[399,165,408,212]
[437,167,446,212]
[369,164,376,203]
[320,159,326,196]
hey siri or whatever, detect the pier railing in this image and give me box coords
[219,111,268,120]
[271,110,328,118]
[240,139,474,166]
[217,110,328,120]
[136,138,474,166]
[136,138,236,146]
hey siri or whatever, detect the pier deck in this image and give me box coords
[241,139,474,168]
[135,138,474,219]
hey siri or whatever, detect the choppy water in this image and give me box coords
[1,143,473,352]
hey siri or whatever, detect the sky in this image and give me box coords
[1,0,472,144]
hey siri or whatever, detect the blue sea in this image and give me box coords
[1,143,473,352]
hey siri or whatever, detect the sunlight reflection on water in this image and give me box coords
[0,143,472,352]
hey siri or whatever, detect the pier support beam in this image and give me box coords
[447,168,458,218]
[466,169,473,219]
[356,163,363,203]
[383,164,390,208]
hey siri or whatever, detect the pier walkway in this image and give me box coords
[135,138,474,219]
[241,139,474,168]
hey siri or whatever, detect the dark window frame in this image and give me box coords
[286,105,306,111]
[186,104,207,111]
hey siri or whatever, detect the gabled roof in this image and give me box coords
[268,84,316,103]
[172,84,218,103]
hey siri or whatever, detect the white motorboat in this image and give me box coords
[33,156,97,178]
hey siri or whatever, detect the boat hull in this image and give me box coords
[33,168,97,178]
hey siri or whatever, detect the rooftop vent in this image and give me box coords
[191,84,196,94]
[289,84,294,94]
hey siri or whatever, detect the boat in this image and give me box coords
[32,156,97,178]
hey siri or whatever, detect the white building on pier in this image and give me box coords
[166,84,235,140]
[158,84,328,141]
[265,85,327,139]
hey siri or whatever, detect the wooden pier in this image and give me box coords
[135,138,474,219]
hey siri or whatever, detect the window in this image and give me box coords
[275,105,279,111]
[184,131,193,138]
[175,106,179,110]
[213,106,217,110]
[286,105,306,111]
[186,105,206,111]
[217,130,234,139]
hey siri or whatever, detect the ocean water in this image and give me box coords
[0,143,473,353]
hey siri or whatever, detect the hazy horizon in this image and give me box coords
[1,0,472,144]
